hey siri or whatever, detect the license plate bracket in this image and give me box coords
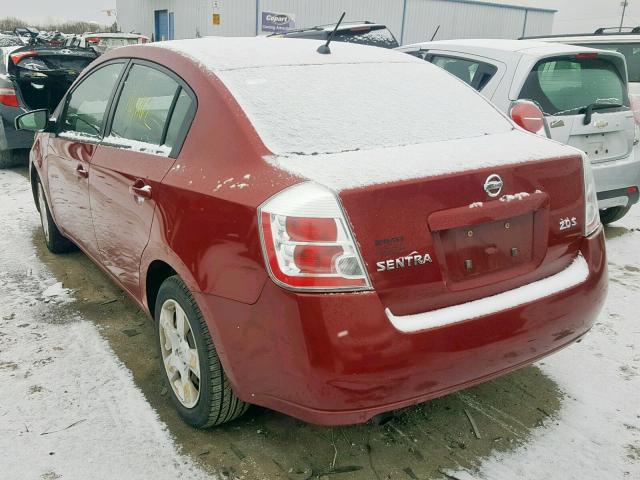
[438,213,534,283]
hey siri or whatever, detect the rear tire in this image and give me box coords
[36,179,76,253]
[600,206,631,225]
[155,275,249,428]
[0,149,28,169]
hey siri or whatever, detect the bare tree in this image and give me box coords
[0,16,111,34]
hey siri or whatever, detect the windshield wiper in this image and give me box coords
[581,102,623,125]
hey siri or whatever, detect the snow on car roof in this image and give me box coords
[153,36,577,189]
[156,37,516,156]
[157,35,412,71]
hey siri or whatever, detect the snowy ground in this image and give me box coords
[0,170,212,479]
[449,206,640,479]
[0,167,638,480]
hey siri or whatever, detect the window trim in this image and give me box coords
[56,59,131,144]
[102,58,197,159]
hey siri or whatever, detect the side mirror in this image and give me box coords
[509,100,550,138]
[15,109,50,132]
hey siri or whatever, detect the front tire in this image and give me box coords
[36,180,76,253]
[600,206,631,225]
[155,275,249,428]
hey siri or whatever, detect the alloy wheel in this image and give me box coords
[159,299,201,408]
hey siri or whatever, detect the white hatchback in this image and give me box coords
[398,39,640,224]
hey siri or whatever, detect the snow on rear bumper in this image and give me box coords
[386,254,589,333]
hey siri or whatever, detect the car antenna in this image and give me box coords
[317,12,346,54]
[430,25,440,41]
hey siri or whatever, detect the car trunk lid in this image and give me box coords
[270,130,586,317]
[7,46,97,111]
[341,156,584,316]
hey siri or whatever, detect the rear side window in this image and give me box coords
[519,56,628,116]
[163,89,193,150]
[333,27,399,49]
[432,56,478,84]
[428,55,498,91]
[61,63,124,137]
[576,43,640,82]
[110,64,178,145]
[108,63,195,155]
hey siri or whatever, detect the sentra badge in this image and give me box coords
[376,251,433,272]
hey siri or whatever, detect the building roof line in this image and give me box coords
[439,0,557,14]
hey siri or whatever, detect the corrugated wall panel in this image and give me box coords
[523,10,554,38]
[116,0,555,43]
[197,0,256,38]
[402,0,527,45]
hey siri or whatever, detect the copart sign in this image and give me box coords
[261,11,296,32]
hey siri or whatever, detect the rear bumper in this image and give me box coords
[194,230,607,425]
[591,149,640,206]
[597,186,640,209]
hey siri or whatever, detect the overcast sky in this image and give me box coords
[3,0,640,34]
[3,0,116,25]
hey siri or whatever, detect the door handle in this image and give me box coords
[75,164,89,179]
[131,179,152,200]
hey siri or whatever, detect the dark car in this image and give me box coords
[269,21,399,48]
[16,37,605,429]
[0,45,97,167]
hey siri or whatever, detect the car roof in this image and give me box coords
[524,33,640,43]
[402,38,611,60]
[150,36,415,71]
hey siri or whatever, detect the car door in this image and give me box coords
[47,61,126,254]
[89,61,196,297]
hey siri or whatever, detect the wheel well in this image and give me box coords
[146,260,177,318]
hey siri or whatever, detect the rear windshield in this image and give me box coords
[333,27,399,49]
[519,56,628,116]
[576,43,640,82]
[219,61,512,155]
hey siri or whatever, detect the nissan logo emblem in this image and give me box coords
[484,174,503,197]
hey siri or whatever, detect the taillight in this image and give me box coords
[576,52,598,60]
[258,182,371,291]
[139,37,148,44]
[629,94,640,126]
[86,37,101,44]
[0,87,18,107]
[509,100,547,136]
[582,153,601,237]
[9,50,36,65]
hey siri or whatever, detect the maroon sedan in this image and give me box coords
[16,37,607,428]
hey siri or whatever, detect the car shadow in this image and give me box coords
[32,228,562,480]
